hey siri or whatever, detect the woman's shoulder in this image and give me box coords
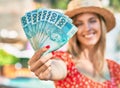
[106,59,120,70]
[106,59,120,66]
[107,59,120,86]
[106,59,120,82]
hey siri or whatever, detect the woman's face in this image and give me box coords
[74,13,101,48]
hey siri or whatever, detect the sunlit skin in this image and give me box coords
[74,13,101,49]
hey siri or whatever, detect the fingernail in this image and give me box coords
[52,51,55,55]
[45,45,50,49]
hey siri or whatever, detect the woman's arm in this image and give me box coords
[28,46,67,81]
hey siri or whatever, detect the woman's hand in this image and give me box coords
[28,46,67,81]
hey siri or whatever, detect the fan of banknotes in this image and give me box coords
[21,8,78,55]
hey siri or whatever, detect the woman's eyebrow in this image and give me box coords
[89,16,98,20]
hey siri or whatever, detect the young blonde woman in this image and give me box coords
[28,0,120,87]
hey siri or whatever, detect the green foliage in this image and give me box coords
[19,57,29,68]
[109,0,120,12]
[34,0,69,9]
[50,0,69,9]
[0,49,19,66]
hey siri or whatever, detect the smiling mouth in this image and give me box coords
[83,32,96,38]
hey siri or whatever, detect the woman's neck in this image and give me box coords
[80,47,95,60]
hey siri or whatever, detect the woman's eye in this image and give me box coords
[75,23,83,27]
[90,20,97,23]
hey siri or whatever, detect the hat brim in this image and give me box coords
[65,7,116,32]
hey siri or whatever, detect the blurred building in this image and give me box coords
[0,0,35,50]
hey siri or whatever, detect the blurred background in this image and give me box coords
[0,0,120,88]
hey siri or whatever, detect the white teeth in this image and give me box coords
[84,33,94,38]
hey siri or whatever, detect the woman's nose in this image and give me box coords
[84,23,91,31]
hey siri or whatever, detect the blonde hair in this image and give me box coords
[67,15,107,76]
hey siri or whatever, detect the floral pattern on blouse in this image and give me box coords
[53,51,120,88]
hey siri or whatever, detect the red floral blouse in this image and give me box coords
[53,51,120,88]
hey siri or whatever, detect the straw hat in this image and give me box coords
[65,0,116,32]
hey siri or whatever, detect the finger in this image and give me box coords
[34,60,52,76]
[38,66,52,80]
[30,53,53,72]
[43,66,52,80]
[39,53,53,64]
[28,45,50,65]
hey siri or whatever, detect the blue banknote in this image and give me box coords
[21,15,38,50]
[21,8,78,54]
